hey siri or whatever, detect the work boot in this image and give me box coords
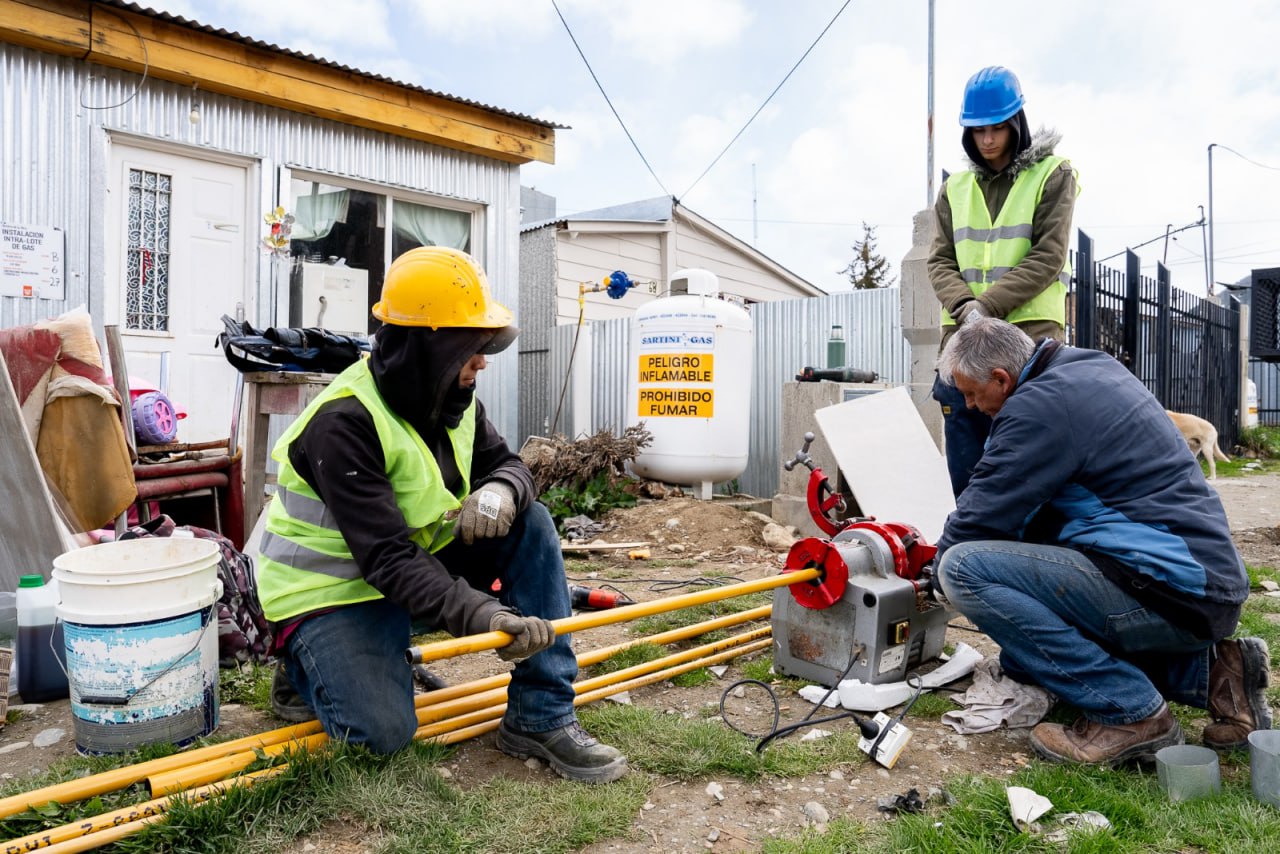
[497,719,628,784]
[1029,702,1183,766]
[270,663,317,723]
[1203,637,1273,750]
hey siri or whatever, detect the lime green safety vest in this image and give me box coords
[941,155,1071,327]
[256,360,476,622]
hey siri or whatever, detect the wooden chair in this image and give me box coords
[106,326,247,549]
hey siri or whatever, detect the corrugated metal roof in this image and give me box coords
[105,1,565,128]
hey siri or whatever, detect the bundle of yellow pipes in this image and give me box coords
[0,570,814,853]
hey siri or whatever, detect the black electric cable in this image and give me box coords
[720,643,925,757]
[564,575,747,592]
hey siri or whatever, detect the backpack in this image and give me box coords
[116,515,274,666]
[217,314,370,374]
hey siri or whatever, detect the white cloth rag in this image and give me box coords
[941,659,1055,734]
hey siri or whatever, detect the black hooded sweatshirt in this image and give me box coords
[284,325,533,638]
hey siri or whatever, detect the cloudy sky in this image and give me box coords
[148,0,1280,296]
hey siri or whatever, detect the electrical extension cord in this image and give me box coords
[859,712,913,769]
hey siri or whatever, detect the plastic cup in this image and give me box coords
[1249,730,1280,810]
[1156,745,1221,802]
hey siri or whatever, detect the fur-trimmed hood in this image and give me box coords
[968,127,1063,181]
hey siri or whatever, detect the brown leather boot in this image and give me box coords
[1030,703,1183,766]
[1203,637,1273,750]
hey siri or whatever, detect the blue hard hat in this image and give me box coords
[959,66,1024,126]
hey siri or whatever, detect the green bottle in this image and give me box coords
[826,324,846,369]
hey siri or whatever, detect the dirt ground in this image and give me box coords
[3,475,1279,853]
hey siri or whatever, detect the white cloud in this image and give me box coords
[569,0,754,65]
[202,0,396,54]
[402,0,556,41]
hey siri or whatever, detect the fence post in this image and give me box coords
[1075,230,1095,350]
[1124,250,1141,375]
[1229,299,1243,445]
[1156,262,1171,404]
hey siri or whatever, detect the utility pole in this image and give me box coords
[1207,142,1217,296]
[926,0,936,206]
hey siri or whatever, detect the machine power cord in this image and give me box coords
[719,643,924,754]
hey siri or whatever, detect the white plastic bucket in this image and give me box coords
[52,539,223,754]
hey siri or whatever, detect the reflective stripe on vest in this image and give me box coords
[256,360,477,621]
[942,155,1071,327]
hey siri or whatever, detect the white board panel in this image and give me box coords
[813,386,955,543]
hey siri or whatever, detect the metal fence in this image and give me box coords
[1071,230,1242,445]
[525,287,910,498]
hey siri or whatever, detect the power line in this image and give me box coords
[680,0,854,200]
[1213,145,1280,172]
[551,0,671,197]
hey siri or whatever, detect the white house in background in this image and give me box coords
[519,195,823,328]
[0,0,556,444]
[516,193,823,443]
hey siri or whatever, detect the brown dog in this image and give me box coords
[1167,411,1229,480]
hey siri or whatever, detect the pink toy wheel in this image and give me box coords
[132,391,178,444]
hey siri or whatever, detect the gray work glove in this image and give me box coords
[456,480,517,545]
[490,612,556,662]
[954,300,990,325]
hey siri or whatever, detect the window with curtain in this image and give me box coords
[391,199,471,258]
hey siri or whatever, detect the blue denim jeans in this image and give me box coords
[936,541,1212,725]
[932,373,992,497]
[282,502,578,753]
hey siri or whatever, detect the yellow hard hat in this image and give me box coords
[372,246,514,329]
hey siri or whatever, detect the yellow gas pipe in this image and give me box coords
[407,570,816,664]
[415,626,773,731]
[431,638,773,745]
[11,633,771,853]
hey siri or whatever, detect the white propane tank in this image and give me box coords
[629,268,753,499]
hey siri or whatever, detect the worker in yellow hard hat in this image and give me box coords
[256,246,628,783]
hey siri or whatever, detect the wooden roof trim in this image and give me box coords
[0,1,554,164]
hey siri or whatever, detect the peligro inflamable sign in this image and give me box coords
[637,352,714,417]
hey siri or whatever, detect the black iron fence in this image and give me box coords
[1069,229,1242,447]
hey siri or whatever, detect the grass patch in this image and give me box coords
[584,642,665,677]
[904,690,960,719]
[740,656,815,693]
[5,740,649,853]
[219,660,274,712]
[763,817,873,852]
[1236,593,1280,652]
[1247,564,1280,586]
[879,760,1280,854]
[580,704,866,781]
[630,592,773,636]
[670,668,715,688]
[644,559,700,569]
[1237,425,1280,459]
[1207,456,1280,478]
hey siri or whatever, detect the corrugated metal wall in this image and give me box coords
[533,287,908,498]
[1,44,524,439]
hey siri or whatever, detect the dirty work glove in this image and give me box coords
[954,300,990,325]
[456,481,517,545]
[490,612,556,662]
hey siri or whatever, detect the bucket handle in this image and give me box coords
[56,602,219,707]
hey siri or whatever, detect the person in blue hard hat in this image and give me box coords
[929,66,1078,497]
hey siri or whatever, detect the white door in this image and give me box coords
[106,144,250,444]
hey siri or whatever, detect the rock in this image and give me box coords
[525,758,542,771]
[802,801,830,826]
[643,802,656,811]
[33,728,66,748]
[706,781,726,801]
[761,523,798,551]
[437,767,453,779]
[303,843,317,852]
[606,691,632,705]
[800,728,832,741]
[746,511,776,526]
[665,518,682,530]
[1260,580,1280,592]
[708,665,729,677]
[731,685,746,699]
[828,769,845,780]
[668,544,686,553]
[732,545,757,556]
[706,828,721,843]
[0,741,30,755]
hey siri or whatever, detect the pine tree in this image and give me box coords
[839,222,895,289]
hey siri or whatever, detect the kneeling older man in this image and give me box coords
[932,316,1271,765]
